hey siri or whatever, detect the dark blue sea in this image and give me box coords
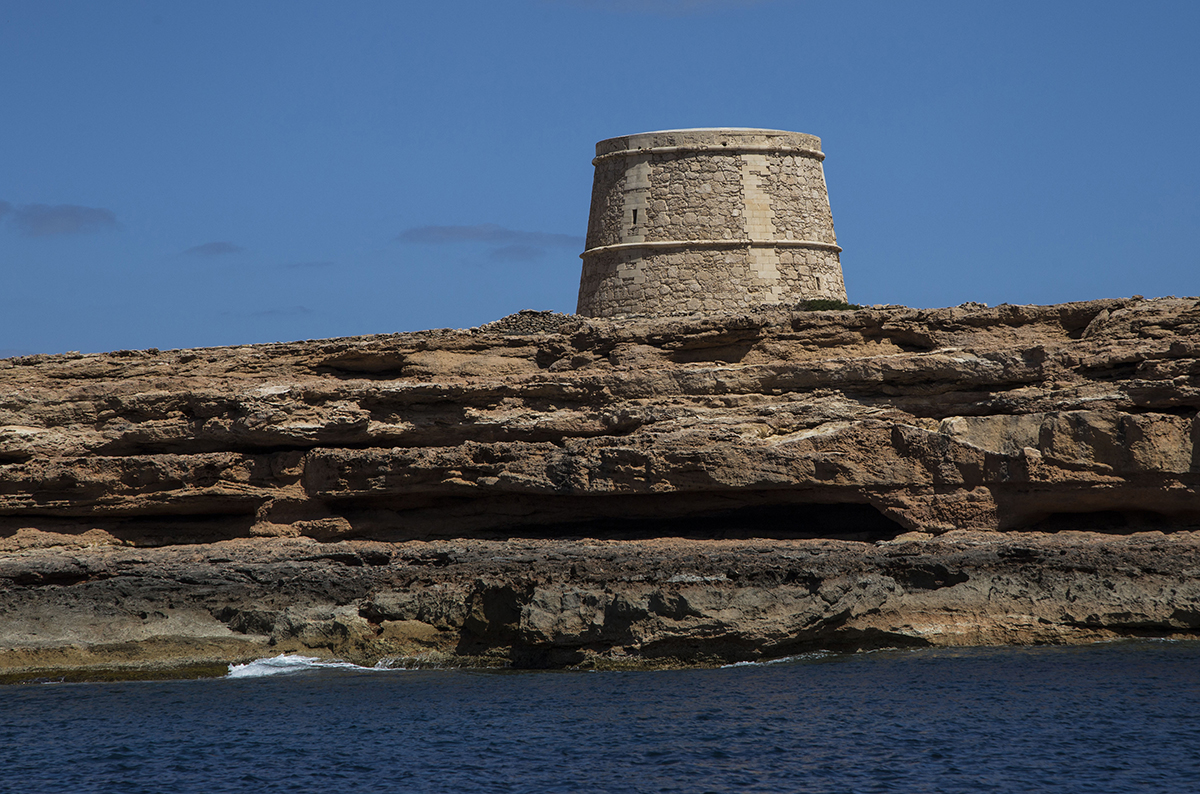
[4,641,1200,794]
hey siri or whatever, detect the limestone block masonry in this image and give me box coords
[577,128,848,317]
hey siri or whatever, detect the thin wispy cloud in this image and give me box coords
[399,223,582,248]
[555,0,770,15]
[399,223,582,264]
[221,306,315,318]
[280,260,337,270]
[8,203,118,237]
[490,244,546,262]
[184,241,243,257]
[251,306,314,318]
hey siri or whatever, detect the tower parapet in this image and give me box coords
[577,128,847,317]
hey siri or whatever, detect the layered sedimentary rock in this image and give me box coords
[1,297,1198,675]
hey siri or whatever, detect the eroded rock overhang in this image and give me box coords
[1,296,1198,547]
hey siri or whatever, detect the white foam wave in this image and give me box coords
[721,652,833,668]
[226,654,377,679]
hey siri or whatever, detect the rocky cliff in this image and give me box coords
[2,297,1198,677]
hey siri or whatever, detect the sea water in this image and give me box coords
[3,641,1199,794]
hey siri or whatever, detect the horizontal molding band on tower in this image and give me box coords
[580,239,843,259]
[592,144,825,165]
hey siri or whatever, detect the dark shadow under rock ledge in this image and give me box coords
[1,297,1198,676]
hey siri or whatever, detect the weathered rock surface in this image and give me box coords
[1,298,1198,674]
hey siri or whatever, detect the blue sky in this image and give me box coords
[2,0,1197,355]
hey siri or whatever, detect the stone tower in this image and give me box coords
[577,128,846,317]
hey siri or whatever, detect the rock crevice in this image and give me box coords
[1,298,1198,674]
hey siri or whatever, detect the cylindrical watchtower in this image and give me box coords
[577,128,847,317]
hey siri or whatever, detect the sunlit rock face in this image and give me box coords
[0,297,1198,674]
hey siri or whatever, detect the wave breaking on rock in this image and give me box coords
[1,298,1198,677]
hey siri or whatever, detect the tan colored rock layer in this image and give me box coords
[1,298,1198,672]
[2,298,1197,539]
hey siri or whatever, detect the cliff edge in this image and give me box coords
[2,297,1198,676]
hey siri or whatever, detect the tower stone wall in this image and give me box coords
[577,128,847,317]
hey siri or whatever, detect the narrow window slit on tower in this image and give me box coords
[632,209,638,224]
